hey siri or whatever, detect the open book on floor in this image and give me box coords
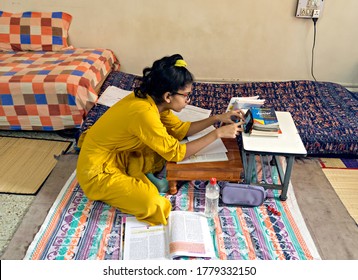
[122,211,216,260]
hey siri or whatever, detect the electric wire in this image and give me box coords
[311,18,318,82]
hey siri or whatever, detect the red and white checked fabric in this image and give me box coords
[0,11,72,52]
[0,48,119,130]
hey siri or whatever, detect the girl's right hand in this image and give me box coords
[217,121,244,138]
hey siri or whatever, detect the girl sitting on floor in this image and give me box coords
[76,54,244,225]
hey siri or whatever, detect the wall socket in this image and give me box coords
[296,0,324,18]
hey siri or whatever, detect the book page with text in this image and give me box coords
[177,126,228,164]
[168,211,216,259]
[173,105,228,163]
[187,127,228,155]
[123,217,169,260]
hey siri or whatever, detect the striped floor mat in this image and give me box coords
[319,158,358,225]
[24,159,320,260]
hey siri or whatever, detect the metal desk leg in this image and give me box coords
[274,155,285,186]
[279,156,295,201]
[241,149,247,176]
[245,153,256,184]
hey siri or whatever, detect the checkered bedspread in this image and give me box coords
[0,48,118,130]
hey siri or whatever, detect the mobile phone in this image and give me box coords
[243,109,253,133]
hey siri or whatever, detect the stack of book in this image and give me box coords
[250,107,281,137]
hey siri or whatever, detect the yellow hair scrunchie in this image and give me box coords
[174,59,187,67]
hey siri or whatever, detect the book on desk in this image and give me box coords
[249,107,281,137]
[226,96,265,110]
[225,97,280,136]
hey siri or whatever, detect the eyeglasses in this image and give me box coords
[171,91,191,101]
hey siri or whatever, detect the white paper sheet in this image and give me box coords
[187,127,228,155]
[172,105,211,122]
[97,86,132,107]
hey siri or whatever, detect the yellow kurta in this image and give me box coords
[76,93,190,225]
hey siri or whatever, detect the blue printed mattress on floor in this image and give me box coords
[80,71,358,157]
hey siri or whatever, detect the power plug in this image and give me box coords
[312,9,320,18]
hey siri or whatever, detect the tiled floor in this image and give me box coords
[0,130,77,257]
[0,194,35,256]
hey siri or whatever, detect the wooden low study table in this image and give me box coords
[166,138,243,194]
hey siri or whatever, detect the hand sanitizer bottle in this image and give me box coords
[204,177,220,218]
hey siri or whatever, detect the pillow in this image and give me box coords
[0,11,72,51]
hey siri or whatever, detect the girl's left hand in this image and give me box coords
[219,110,245,124]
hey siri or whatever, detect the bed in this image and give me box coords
[0,48,118,130]
[80,71,358,157]
[0,11,119,131]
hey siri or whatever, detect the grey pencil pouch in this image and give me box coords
[220,182,267,207]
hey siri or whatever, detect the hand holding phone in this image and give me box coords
[243,109,253,133]
[230,115,239,123]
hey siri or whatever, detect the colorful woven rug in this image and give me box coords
[24,159,320,260]
[319,158,358,225]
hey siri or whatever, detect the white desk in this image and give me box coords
[241,111,307,200]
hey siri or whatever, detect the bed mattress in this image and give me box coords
[80,71,357,157]
[0,48,118,130]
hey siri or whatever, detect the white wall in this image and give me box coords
[2,0,358,88]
